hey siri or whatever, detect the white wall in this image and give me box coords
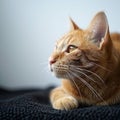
[0,0,120,89]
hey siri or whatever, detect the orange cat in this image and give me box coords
[49,12,120,110]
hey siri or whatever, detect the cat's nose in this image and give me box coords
[49,57,56,65]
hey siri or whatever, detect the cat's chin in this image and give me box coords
[52,72,69,79]
[53,73,66,79]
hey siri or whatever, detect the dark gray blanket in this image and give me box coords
[0,87,120,120]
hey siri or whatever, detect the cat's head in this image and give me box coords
[49,12,113,82]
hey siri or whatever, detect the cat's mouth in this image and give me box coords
[50,63,71,78]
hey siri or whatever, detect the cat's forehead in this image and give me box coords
[56,31,83,51]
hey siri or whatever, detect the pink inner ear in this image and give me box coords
[99,27,111,50]
[87,12,109,46]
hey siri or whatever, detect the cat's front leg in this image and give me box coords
[50,87,79,110]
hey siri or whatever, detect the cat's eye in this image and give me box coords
[66,45,78,53]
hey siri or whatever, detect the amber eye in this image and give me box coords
[66,45,78,53]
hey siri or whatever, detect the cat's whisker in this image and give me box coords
[70,67,96,83]
[93,62,112,72]
[70,71,105,102]
[39,61,52,74]
[69,65,107,102]
[74,66,105,84]
[70,71,100,99]
[40,65,50,74]
[67,71,83,102]
[69,64,104,84]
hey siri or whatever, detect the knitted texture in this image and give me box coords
[0,87,120,120]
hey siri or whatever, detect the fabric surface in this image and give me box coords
[0,87,120,120]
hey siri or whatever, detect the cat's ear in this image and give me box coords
[99,26,112,51]
[69,17,81,31]
[86,12,111,47]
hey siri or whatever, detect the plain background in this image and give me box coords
[0,0,120,89]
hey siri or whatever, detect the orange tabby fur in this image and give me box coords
[49,12,120,110]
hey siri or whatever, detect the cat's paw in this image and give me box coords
[53,96,78,110]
